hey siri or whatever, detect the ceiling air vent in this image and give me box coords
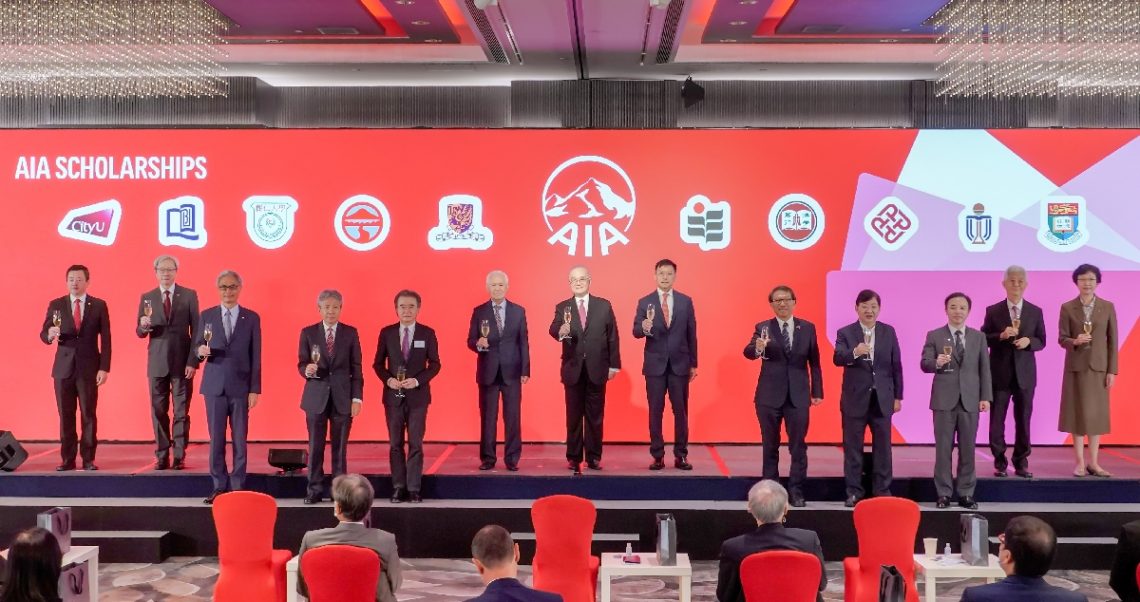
[317,27,360,35]
[800,25,843,34]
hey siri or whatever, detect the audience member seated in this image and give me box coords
[0,527,62,602]
[466,525,563,602]
[716,479,826,602]
[959,515,1087,602]
[297,474,402,602]
[1110,519,1140,602]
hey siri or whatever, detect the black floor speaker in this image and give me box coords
[0,430,28,471]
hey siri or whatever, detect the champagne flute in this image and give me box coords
[1011,317,1021,343]
[142,300,153,331]
[479,319,491,352]
[758,325,770,360]
[395,364,407,398]
[863,329,873,362]
[645,303,655,334]
[942,340,954,373]
[203,322,213,343]
[309,344,321,378]
[560,305,572,341]
[1082,320,1093,349]
[51,310,61,342]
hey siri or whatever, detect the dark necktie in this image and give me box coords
[224,309,233,342]
[326,326,335,357]
[954,330,964,364]
[163,290,172,321]
[494,303,504,335]
[781,321,792,354]
[401,326,410,361]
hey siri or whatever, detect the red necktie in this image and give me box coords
[662,293,671,327]
[73,298,82,330]
[401,327,410,361]
[326,326,335,357]
[578,299,587,329]
[163,290,172,321]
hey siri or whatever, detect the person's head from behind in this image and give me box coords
[331,474,373,523]
[998,516,1057,577]
[471,525,519,584]
[747,479,788,526]
[1,527,61,602]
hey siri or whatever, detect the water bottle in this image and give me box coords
[944,542,952,558]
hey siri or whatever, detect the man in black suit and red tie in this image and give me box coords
[40,264,111,471]
[549,265,620,474]
[632,259,697,471]
[374,290,441,504]
[467,270,530,472]
[743,285,823,507]
[980,265,1046,479]
[299,290,363,504]
[136,255,199,471]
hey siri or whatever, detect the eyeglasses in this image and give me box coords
[218,284,240,291]
[770,297,795,305]
[156,267,177,273]
[569,277,591,284]
[1076,276,1098,283]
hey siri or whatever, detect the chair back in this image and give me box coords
[531,494,598,602]
[301,545,380,602]
[212,491,280,602]
[852,497,920,602]
[740,550,822,602]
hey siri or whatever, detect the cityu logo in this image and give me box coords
[57,200,122,246]
[542,155,636,257]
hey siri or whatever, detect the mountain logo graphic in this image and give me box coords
[334,194,391,252]
[541,155,636,257]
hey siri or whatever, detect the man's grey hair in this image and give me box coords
[1004,265,1027,280]
[486,270,509,287]
[317,289,343,305]
[332,474,374,522]
[216,270,242,287]
[747,479,788,523]
[568,265,590,279]
[153,255,179,270]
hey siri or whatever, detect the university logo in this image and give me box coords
[57,199,122,246]
[1038,197,1088,252]
[542,155,635,257]
[242,196,298,250]
[334,194,391,252]
[959,202,998,252]
[158,196,207,249]
[679,194,731,251]
[865,196,918,251]
[768,193,825,251]
[427,194,493,251]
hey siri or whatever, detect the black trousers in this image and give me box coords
[54,375,98,464]
[646,364,689,460]
[385,398,428,492]
[565,364,606,464]
[757,394,809,495]
[306,395,353,497]
[479,371,522,466]
[990,370,1034,471]
[150,373,193,461]
[841,392,893,498]
[205,394,248,491]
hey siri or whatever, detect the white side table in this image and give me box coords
[1,544,98,600]
[912,553,1005,602]
[285,555,307,602]
[597,552,691,602]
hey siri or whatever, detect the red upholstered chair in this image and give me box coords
[531,494,600,602]
[843,497,920,602]
[740,550,823,602]
[301,545,381,602]
[212,491,293,602]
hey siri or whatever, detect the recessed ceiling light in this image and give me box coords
[720,38,737,43]
[395,0,414,4]
[730,20,748,26]
[739,0,758,4]
[424,38,442,43]
[293,29,303,34]
[266,39,281,43]
[901,28,912,32]
[879,38,898,43]
[411,20,429,25]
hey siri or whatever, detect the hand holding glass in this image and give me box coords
[50,310,62,342]
[395,365,407,398]
[479,319,490,351]
[757,326,770,359]
[644,303,655,334]
[941,342,954,372]
[862,330,873,361]
[308,345,320,378]
[559,306,572,340]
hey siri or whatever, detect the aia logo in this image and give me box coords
[57,200,122,246]
[542,155,636,257]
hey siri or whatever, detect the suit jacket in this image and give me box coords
[194,305,262,398]
[465,578,563,602]
[373,323,441,404]
[743,317,823,408]
[960,575,1087,602]
[547,296,621,386]
[1059,297,1119,374]
[980,299,1045,390]
[632,290,698,377]
[297,521,402,602]
[298,322,363,415]
[40,295,112,379]
[1110,519,1140,602]
[716,523,826,602]
[832,321,903,417]
[920,326,992,411]
[467,300,531,385]
[135,286,199,378]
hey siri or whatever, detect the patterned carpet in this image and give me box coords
[96,557,1123,601]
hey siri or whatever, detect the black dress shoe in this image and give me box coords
[479,461,495,471]
[390,488,407,503]
[959,496,978,510]
[156,457,170,470]
[203,489,225,505]
[303,494,321,504]
[674,457,693,471]
[586,460,602,471]
[649,459,665,470]
[82,462,98,471]
[844,495,859,508]
[506,464,519,472]
[1015,469,1033,479]
[993,469,1008,477]
[172,459,185,471]
[789,494,806,508]
[56,462,75,472]
[567,460,579,471]
[936,496,950,508]
[408,491,423,503]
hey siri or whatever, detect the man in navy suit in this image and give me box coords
[743,285,823,507]
[467,271,530,472]
[40,264,111,471]
[833,289,903,507]
[717,480,826,602]
[467,525,562,602]
[298,290,364,504]
[632,259,697,471]
[960,516,1087,602]
[195,270,261,504]
[980,266,1046,478]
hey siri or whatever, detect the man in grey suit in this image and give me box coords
[920,292,992,509]
[136,255,199,471]
[297,473,402,602]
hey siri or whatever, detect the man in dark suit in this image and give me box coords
[833,289,903,507]
[299,289,363,504]
[549,266,620,474]
[40,264,111,471]
[374,290,441,504]
[743,285,823,507]
[920,292,992,509]
[960,516,1086,602]
[717,479,826,602]
[194,270,261,504]
[980,266,1045,479]
[135,255,199,471]
[467,270,530,472]
[632,259,697,471]
[297,474,402,602]
[467,524,563,602]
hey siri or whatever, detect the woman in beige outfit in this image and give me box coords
[1058,263,1118,477]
